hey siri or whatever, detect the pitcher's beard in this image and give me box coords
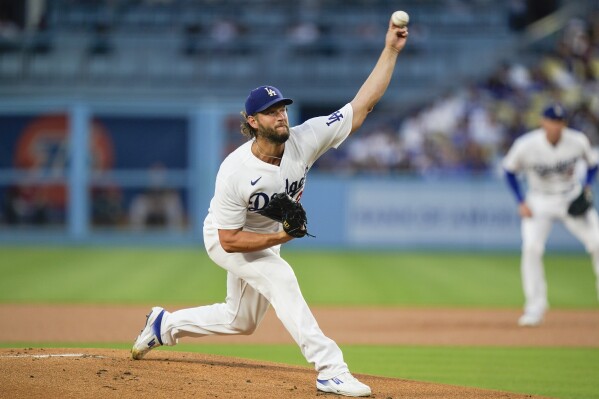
[258,125,290,144]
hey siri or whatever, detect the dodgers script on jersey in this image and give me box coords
[205,103,353,233]
[503,128,598,196]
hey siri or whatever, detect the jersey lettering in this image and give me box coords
[532,156,578,178]
[285,166,308,199]
[248,175,306,212]
[248,192,270,211]
[285,177,305,199]
[326,111,343,126]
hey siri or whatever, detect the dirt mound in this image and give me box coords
[0,348,545,399]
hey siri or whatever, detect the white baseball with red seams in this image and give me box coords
[391,10,409,27]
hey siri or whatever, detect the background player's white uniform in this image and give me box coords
[158,103,354,380]
[503,127,599,322]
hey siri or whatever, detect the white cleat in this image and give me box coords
[518,312,543,327]
[131,306,165,360]
[316,372,371,397]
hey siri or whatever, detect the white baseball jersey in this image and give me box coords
[503,127,598,197]
[205,103,353,233]
[163,103,356,380]
[503,126,599,319]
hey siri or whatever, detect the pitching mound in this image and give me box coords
[0,348,545,399]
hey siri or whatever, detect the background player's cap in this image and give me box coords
[245,85,293,115]
[542,103,567,121]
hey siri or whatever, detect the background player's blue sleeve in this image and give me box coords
[505,169,524,203]
[586,164,598,186]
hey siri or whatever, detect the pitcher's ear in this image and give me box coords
[247,114,259,129]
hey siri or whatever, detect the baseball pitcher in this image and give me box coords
[503,103,599,327]
[131,16,409,397]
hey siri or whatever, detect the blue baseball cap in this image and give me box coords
[245,85,293,115]
[542,103,567,121]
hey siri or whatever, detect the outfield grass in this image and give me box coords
[1,247,597,307]
[1,247,598,399]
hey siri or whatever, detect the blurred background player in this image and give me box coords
[503,103,599,327]
[131,16,408,398]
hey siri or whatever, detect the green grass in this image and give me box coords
[180,344,599,399]
[0,247,597,308]
[1,247,598,399]
[0,247,227,304]
[2,342,598,399]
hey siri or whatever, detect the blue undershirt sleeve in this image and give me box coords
[504,170,524,203]
[586,164,598,186]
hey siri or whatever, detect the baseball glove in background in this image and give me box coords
[257,193,312,238]
[567,188,593,216]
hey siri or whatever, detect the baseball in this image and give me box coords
[391,10,409,27]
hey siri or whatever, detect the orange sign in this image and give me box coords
[14,114,114,208]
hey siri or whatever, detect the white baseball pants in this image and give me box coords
[158,226,349,380]
[521,192,599,316]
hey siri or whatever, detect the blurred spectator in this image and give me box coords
[210,19,239,44]
[287,20,322,56]
[92,186,124,227]
[507,63,533,91]
[0,0,22,53]
[209,18,248,55]
[288,20,320,46]
[570,101,599,146]
[508,0,528,32]
[182,22,203,56]
[503,111,528,151]
[88,21,112,55]
[346,127,404,173]
[129,163,185,231]
[2,185,51,226]
[469,106,505,157]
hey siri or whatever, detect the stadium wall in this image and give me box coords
[0,99,592,251]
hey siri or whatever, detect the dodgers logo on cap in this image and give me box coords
[245,85,293,115]
[542,103,566,121]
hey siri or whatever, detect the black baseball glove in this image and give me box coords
[567,187,594,217]
[257,193,313,238]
